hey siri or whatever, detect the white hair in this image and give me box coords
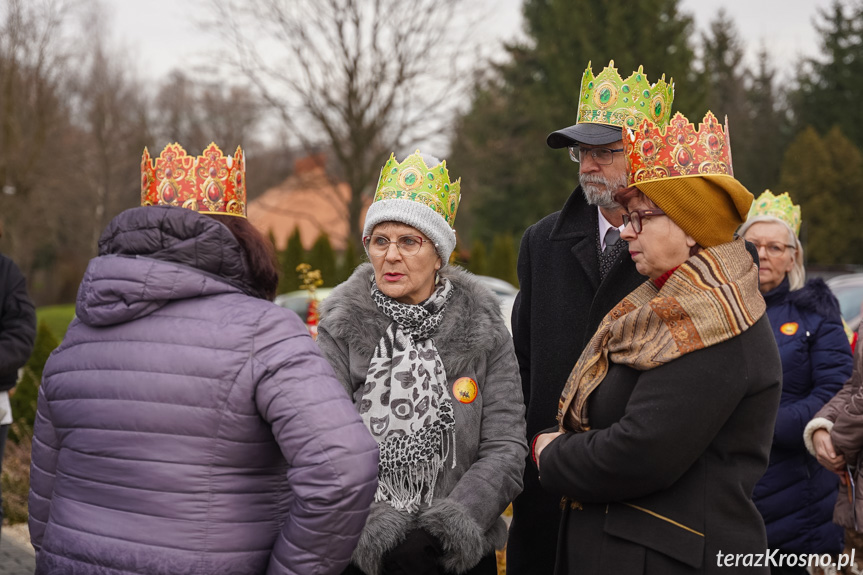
[738,216,805,290]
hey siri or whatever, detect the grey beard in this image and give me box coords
[580,174,625,209]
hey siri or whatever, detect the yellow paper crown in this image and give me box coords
[578,60,675,129]
[373,150,461,227]
[747,190,801,236]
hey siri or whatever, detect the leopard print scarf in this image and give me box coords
[362,276,456,512]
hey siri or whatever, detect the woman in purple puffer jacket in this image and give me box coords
[28,144,379,575]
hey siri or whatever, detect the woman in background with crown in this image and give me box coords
[28,143,379,575]
[532,112,782,574]
[317,151,526,575]
[739,191,852,574]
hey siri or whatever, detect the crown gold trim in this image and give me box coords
[578,60,675,129]
[373,150,461,227]
[748,190,801,236]
[625,111,733,185]
[141,142,246,217]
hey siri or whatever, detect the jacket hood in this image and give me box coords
[788,277,841,318]
[766,276,841,319]
[76,206,254,327]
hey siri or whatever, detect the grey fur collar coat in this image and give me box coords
[318,263,527,574]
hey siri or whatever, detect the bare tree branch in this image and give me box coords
[206,0,477,243]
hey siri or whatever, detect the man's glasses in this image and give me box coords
[749,241,796,257]
[363,234,427,257]
[568,145,625,165]
[621,208,666,234]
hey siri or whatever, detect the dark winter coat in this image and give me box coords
[752,277,851,554]
[807,322,863,531]
[0,253,36,392]
[507,187,645,575]
[317,263,527,575]
[28,206,379,575]
[539,313,782,575]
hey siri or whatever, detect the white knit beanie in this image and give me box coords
[363,152,459,263]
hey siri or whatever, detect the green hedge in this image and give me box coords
[35,304,76,340]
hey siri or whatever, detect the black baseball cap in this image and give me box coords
[547,122,623,148]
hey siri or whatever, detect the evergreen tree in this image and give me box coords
[488,234,519,288]
[338,239,360,283]
[450,0,700,246]
[793,2,863,147]
[700,10,761,189]
[278,227,304,294]
[469,240,488,276]
[743,48,789,194]
[778,126,863,265]
[308,233,337,287]
[9,320,59,443]
[701,10,747,119]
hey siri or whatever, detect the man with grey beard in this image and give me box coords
[507,61,674,575]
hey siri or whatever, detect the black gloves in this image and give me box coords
[381,529,444,575]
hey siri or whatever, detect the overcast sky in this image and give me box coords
[106,0,831,83]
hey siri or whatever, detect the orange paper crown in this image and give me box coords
[625,111,733,186]
[141,142,246,217]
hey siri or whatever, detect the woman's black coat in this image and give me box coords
[539,316,782,574]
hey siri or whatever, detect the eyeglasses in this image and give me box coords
[362,234,428,257]
[568,145,625,165]
[748,241,796,257]
[621,208,666,234]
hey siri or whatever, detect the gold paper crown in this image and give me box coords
[625,111,733,185]
[373,150,461,227]
[578,60,675,129]
[748,190,801,236]
[141,143,246,217]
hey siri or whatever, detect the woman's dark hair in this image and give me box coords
[205,214,279,301]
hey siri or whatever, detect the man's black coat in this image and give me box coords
[507,187,645,575]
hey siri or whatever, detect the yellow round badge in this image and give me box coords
[452,377,478,404]
[780,322,799,336]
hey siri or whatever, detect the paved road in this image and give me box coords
[0,527,35,575]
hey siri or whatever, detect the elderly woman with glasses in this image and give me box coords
[738,192,853,573]
[532,113,783,575]
[317,151,526,575]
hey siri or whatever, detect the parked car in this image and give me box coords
[274,288,334,320]
[275,276,519,333]
[826,273,863,332]
[474,275,519,298]
[474,275,518,334]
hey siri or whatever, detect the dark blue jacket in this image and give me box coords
[753,277,852,554]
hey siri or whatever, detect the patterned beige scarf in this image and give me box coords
[558,239,765,433]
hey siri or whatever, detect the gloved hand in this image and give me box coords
[380,528,444,575]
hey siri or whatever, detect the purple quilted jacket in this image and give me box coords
[28,206,379,575]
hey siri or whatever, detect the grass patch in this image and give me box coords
[36,304,76,341]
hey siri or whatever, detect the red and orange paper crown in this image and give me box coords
[141,142,246,217]
[625,111,733,186]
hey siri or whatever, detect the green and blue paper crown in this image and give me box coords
[747,190,802,236]
[578,60,675,130]
[373,150,461,228]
